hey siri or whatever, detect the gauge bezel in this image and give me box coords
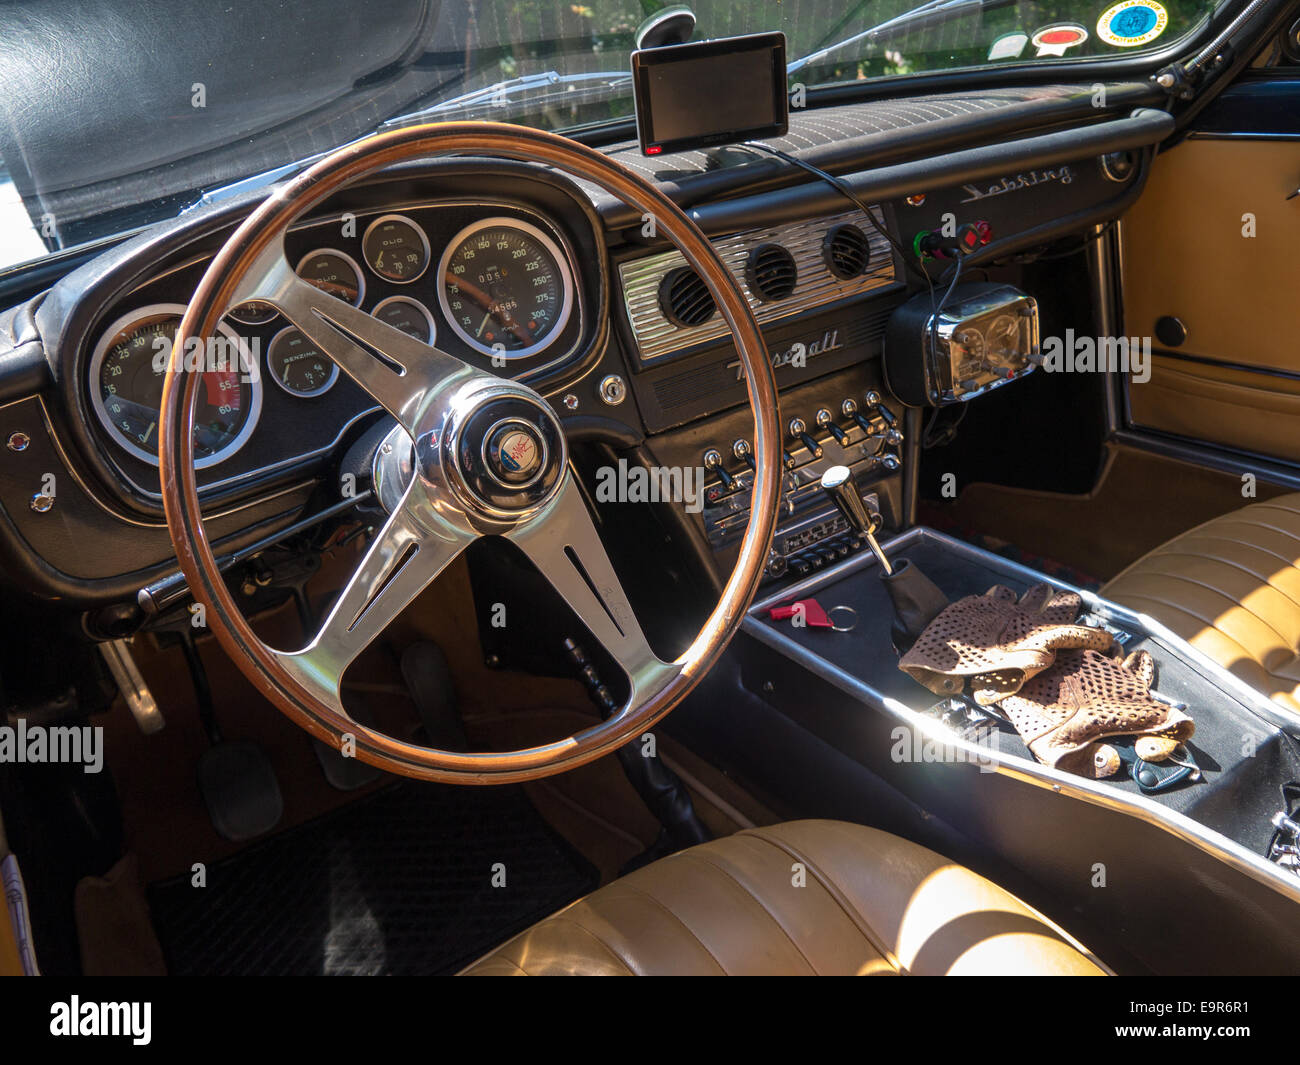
[437,216,575,360]
[89,302,263,469]
[371,295,438,345]
[362,213,431,284]
[294,247,366,307]
[266,325,341,398]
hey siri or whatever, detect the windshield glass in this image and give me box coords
[0,0,1222,274]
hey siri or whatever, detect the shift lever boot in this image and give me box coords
[881,559,950,653]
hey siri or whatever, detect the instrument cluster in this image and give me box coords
[87,202,585,479]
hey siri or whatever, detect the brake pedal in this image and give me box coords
[198,741,284,842]
[400,642,467,750]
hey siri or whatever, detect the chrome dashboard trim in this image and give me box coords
[745,525,1300,907]
[619,208,897,363]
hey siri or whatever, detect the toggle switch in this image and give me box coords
[789,418,823,459]
[864,391,897,428]
[732,438,756,471]
[816,407,849,446]
[842,397,875,435]
[703,448,734,490]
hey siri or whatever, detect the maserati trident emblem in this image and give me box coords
[485,420,546,486]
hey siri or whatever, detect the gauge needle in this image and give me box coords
[475,312,492,338]
[141,422,156,444]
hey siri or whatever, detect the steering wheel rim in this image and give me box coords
[160,121,781,784]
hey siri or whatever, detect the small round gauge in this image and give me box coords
[372,296,436,344]
[295,248,365,306]
[227,300,279,326]
[438,217,574,359]
[266,327,339,397]
[89,303,261,468]
[362,214,430,283]
[950,326,988,380]
[984,314,1021,360]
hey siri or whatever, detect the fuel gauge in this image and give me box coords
[267,327,339,397]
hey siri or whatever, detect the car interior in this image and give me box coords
[0,0,1299,980]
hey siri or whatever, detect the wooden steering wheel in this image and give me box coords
[160,122,781,783]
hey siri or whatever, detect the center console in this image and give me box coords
[734,524,1300,974]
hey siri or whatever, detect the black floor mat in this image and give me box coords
[147,782,597,975]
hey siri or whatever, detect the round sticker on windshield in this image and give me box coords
[1031,23,1088,57]
[1097,1,1168,47]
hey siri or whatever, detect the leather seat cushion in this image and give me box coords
[1103,494,1300,713]
[461,819,1106,975]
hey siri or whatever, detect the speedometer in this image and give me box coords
[89,304,261,469]
[437,218,574,359]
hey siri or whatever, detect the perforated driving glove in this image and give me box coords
[898,584,1115,703]
[995,647,1195,779]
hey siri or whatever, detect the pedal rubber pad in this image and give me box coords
[198,741,284,842]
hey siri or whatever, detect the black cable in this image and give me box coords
[744,141,932,285]
[1015,219,1119,264]
[747,140,977,443]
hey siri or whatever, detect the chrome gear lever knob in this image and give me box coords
[820,465,892,574]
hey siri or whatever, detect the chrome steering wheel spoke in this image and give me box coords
[230,240,478,434]
[507,474,678,711]
[274,480,473,713]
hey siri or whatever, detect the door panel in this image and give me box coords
[1122,134,1300,460]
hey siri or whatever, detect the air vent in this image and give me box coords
[658,267,716,328]
[823,223,872,280]
[746,243,798,302]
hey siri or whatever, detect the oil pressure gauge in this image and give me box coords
[362,214,431,283]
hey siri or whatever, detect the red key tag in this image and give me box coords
[768,599,833,628]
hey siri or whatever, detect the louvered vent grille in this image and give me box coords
[746,244,798,301]
[620,208,897,363]
[824,223,872,280]
[658,267,716,327]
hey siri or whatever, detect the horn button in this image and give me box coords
[445,394,564,515]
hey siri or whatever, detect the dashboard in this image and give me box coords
[82,196,591,499]
[0,80,1171,611]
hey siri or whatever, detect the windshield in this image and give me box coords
[0,0,1222,274]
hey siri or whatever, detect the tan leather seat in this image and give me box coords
[461,820,1106,975]
[1103,494,1300,713]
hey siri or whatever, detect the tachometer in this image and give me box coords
[437,218,574,359]
[89,304,261,468]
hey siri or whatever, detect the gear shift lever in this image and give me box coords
[820,465,893,574]
[819,465,949,652]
